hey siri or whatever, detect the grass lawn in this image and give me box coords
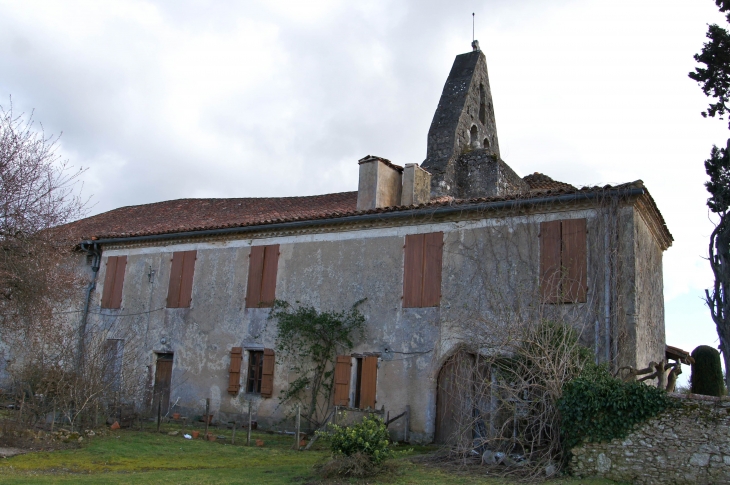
[0,424,623,484]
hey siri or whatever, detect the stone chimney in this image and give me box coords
[401,164,431,206]
[356,155,403,211]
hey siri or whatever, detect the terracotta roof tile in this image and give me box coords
[523,172,576,192]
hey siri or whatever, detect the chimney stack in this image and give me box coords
[401,164,431,206]
[356,155,403,211]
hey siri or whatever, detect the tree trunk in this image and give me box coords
[706,217,730,391]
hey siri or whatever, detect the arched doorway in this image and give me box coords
[435,350,492,446]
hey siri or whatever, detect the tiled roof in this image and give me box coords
[523,172,577,192]
[64,175,672,249]
[65,192,358,240]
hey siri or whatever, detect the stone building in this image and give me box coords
[63,45,672,443]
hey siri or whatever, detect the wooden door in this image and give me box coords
[152,353,173,414]
[435,351,475,445]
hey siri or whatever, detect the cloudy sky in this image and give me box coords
[1,0,727,382]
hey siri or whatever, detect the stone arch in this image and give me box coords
[483,137,490,149]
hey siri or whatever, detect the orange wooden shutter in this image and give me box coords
[540,221,562,304]
[167,252,184,308]
[333,355,352,406]
[562,219,587,303]
[109,255,127,309]
[260,348,275,398]
[260,245,279,307]
[403,234,425,308]
[178,250,196,308]
[101,256,118,309]
[228,347,243,395]
[422,232,443,307]
[246,246,265,308]
[359,356,378,409]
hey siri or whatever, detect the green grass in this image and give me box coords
[0,425,623,484]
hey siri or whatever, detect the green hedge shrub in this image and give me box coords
[558,364,672,455]
[690,345,725,397]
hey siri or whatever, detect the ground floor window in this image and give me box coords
[247,350,263,393]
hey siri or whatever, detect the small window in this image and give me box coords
[483,137,490,149]
[469,125,479,147]
[246,348,275,397]
[103,339,124,392]
[166,251,196,308]
[247,350,264,393]
[354,356,378,409]
[101,256,127,309]
[246,245,280,308]
[403,233,444,308]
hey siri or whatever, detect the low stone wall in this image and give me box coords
[571,393,730,484]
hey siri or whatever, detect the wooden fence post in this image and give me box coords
[247,401,252,446]
[204,398,210,437]
[157,400,162,432]
[293,405,301,450]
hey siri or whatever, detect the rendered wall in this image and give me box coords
[85,203,663,442]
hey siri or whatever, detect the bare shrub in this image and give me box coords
[0,101,88,338]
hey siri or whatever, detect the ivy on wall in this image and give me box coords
[558,364,673,458]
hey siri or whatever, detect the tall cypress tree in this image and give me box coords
[690,0,730,389]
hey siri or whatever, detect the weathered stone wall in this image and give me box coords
[571,394,730,485]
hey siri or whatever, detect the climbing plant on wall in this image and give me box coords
[269,299,366,430]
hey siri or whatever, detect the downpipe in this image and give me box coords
[76,242,101,372]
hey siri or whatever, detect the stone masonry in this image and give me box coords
[571,393,730,484]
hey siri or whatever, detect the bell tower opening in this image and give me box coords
[470,125,479,148]
[479,83,487,125]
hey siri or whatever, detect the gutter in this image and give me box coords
[76,241,101,371]
[82,187,646,246]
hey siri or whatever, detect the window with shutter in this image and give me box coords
[228,347,243,395]
[166,250,197,308]
[358,356,378,409]
[403,233,443,308]
[101,256,127,309]
[540,219,587,304]
[246,350,263,393]
[246,245,280,308]
[260,348,275,398]
[333,355,352,406]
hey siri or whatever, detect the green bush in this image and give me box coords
[558,364,672,456]
[320,414,391,465]
[690,345,726,397]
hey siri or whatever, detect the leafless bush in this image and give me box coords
[0,101,88,337]
[6,317,145,432]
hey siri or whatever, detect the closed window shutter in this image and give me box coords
[403,234,425,308]
[260,348,275,398]
[562,219,587,303]
[260,245,280,307]
[359,356,378,409]
[110,255,127,309]
[228,347,243,395]
[421,232,443,307]
[333,355,352,406]
[246,246,265,308]
[167,252,184,308]
[178,250,197,308]
[540,221,562,304]
[101,256,118,309]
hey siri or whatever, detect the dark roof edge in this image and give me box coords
[83,187,648,247]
